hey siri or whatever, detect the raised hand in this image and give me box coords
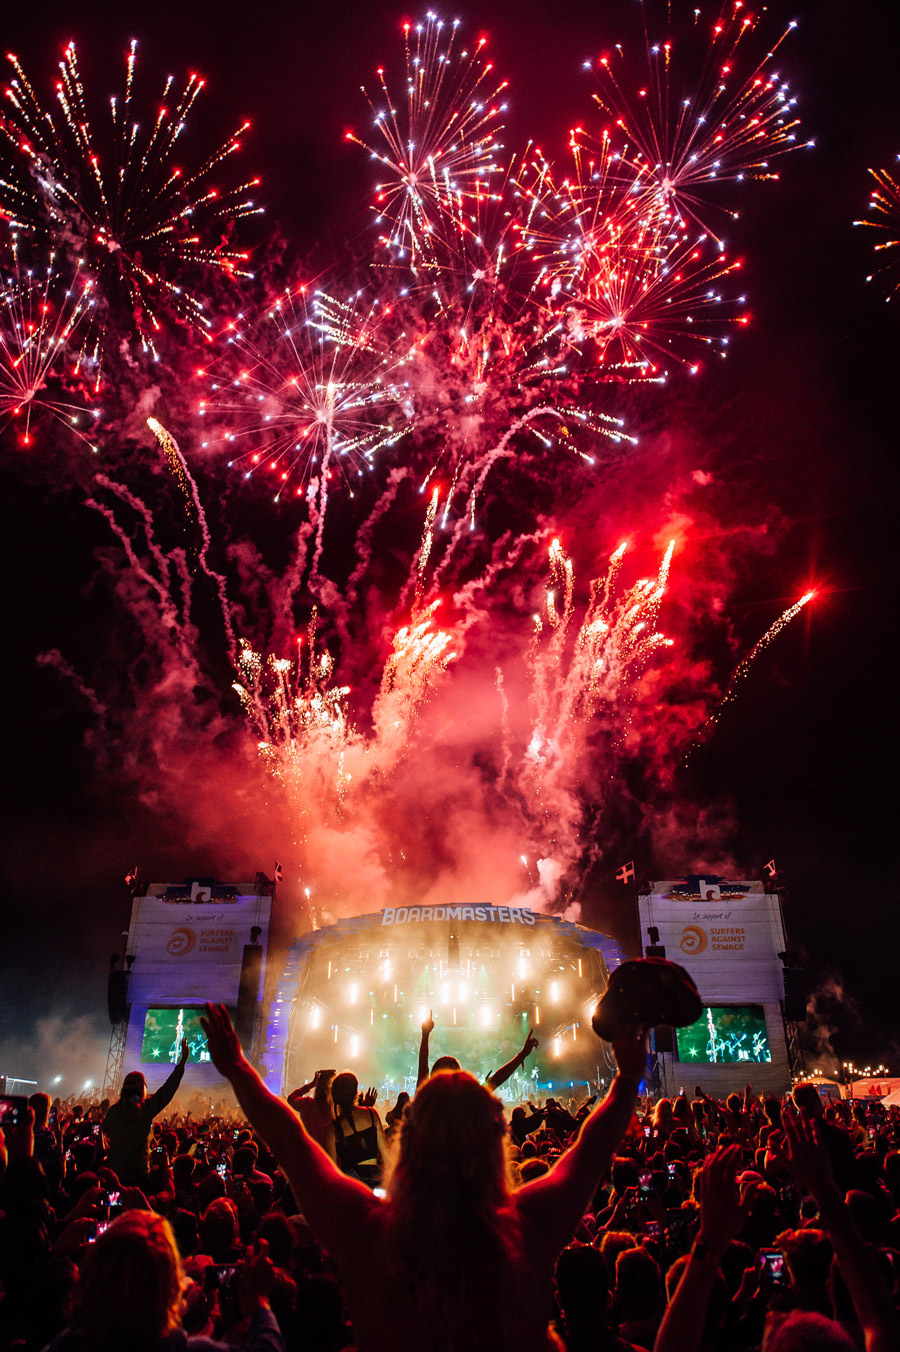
[782,1105,834,1197]
[697,1144,756,1256]
[421,1010,435,1035]
[179,1037,190,1066]
[201,1003,245,1078]
[359,1087,378,1109]
[521,1029,539,1059]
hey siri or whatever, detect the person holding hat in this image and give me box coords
[102,1040,189,1186]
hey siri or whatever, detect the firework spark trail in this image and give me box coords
[345,466,412,607]
[88,472,180,620]
[0,238,99,446]
[517,536,678,843]
[450,526,551,636]
[1,40,262,367]
[147,415,237,659]
[36,648,108,731]
[709,590,815,726]
[854,159,900,300]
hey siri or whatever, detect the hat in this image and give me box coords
[121,1071,146,1093]
[591,958,702,1040]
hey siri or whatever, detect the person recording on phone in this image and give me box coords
[102,1039,189,1186]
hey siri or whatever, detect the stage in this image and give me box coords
[261,907,629,1100]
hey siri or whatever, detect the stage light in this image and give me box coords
[309,1006,321,1030]
[534,1006,541,1026]
[553,1037,562,1057]
[350,1036,359,1058]
[441,982,450,1005]
[511,983,516,1001]
[349,983,359,1004]
[458,981,468,1002]
[381,959,392,980]
[577,960,582,978]
[333,1025,338,1043]
[418,1004,429,1023]
[327,962,332,979]
[518,957,529,979]
[369,1008,374,1025]
[550,981,560,1003]
[479,1004,494,1028]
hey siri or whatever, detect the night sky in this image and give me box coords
[1,0,897,1090]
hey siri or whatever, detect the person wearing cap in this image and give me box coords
[102,1039,189,1185]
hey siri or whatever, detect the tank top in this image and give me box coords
[334,1107,380,1182]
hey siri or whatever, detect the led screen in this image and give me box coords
[675,1004,771,1064]
[141,1006,229,1064]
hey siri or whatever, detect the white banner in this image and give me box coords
[126,890,272,1003]
[639,878,786,1003]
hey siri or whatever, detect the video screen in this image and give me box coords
[676,1004,771,1064]
[141,1006,230,1065]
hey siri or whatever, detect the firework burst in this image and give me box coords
[586,2,812,240]
[854,159,900,300]
[346,14,508,270]
[0,234,99,447]
[199,284,415,506]
[0,40,262,368]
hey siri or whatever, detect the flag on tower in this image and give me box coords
[274,862,284,884]
[764,859,777,877]
[124,865,139,889]
[616,861,635,885]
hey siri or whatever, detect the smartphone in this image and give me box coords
[762,1249,785,1286]
[373,1187,387,1198]
[216,1160,228,1179]
[204,1264,239,1292]
[643,1126,651,1137]
[0,1096,28,1129]
[643,1219,661,1240]
[639,1171,653,1200]
[108,1190,123,1218]
[667,1162,677,1179]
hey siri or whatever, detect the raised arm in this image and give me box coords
[147,1039,188,1116]
[516,1029,647,1262]
[486,1028,539,1093]
[416,1011,434,1090]
[201,1004,375,1250]
[654,1146,755,1352]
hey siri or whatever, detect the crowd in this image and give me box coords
[1,1008,898,1352]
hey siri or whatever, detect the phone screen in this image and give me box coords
[762,1250,785,1285]
[0,1096,28,1129]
